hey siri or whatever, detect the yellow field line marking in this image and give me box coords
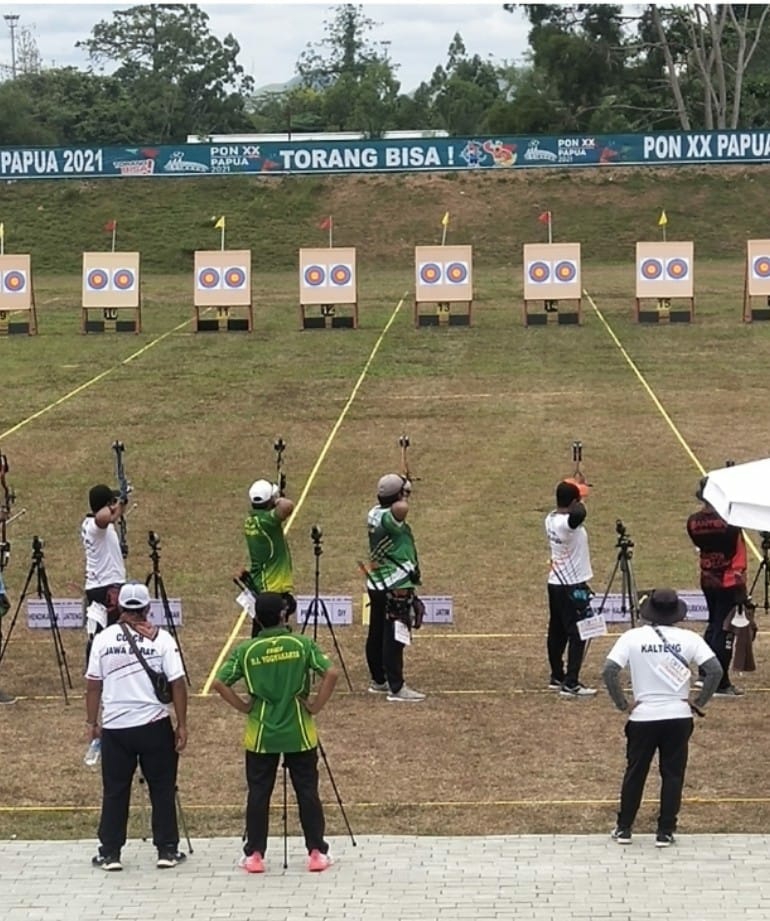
[0,316,195,440]
[1,795,767,814]
[585,290,761,562]
[202,292,410,694]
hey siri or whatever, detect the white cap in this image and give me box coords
[377,473,406,500]
[118,581,151,609]
[249,479,274,505]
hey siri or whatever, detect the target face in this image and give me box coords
[753,256,770,278]
[304,265,326,287]
[224,267,246,289]
[640,258,663,280]
[446,262,468,284]
[113,269,135,290]
[528,261,550,284]
[3,270,27,293]
[419,263,442,285]
[666,258,689,280]
[86,269,108,291]
[198,267,220,289]
[554,260,577,283]
[330,264,352,286]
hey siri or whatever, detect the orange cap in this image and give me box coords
[563,477,590,498]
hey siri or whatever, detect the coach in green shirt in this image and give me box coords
[213,592,338,874]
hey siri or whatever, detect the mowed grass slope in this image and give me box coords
[0,167,769,841]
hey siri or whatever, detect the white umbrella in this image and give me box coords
[702,458,770,532]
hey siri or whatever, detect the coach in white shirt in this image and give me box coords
[85,582,187,872]
[602,588,722,848]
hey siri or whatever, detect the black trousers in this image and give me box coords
[702,585,738,689]
[244,748,328,857]
[98,717,179,857]
[617,717,693,834]
[365,589,404,693]
[546,583,587,687]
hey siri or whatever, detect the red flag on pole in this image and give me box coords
[103,219,117,233]
[538,211,551,224]
[318,216,332,231]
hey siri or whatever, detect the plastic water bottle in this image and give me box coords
[84,738,101,767]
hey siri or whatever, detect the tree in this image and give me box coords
[16,25,42,75]
[77,3,253,142]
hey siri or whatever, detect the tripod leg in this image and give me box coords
[317,739,356,846]
[317,600,353,691]
[0,559,37,667]
[38,565,73,704]
[153,573,191,686]
[282,760,288,870]
[175,787,193,855]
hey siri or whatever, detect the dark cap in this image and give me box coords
[555,481,581,508]
[639,588,688,626]
[695,476,708,501]
[89,484,119,513]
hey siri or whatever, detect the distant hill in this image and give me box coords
[253,75,302,98]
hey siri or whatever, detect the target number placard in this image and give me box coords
[636,242,694,297]
[523,243,581,299]
[747,240,770,295]
[0,254,31,310]
[299,248,357,305]
[194,250,252,307]
[414,245,473,301]
[82,252,140,308]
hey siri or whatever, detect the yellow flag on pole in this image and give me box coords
[658,210,668,227]
[214,215,225,230]
[441,211,450,227]
[0,223,5,241]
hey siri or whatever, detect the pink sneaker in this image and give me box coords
[241,852,265,874]
[307,849,333,872]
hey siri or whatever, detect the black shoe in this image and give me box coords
[611,826,632,845]
[157,848,186,869]
[655,832,675,848]
[0,689,16,704]
[92,853,122,871]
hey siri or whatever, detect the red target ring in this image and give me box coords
[198,267,220,289]
[528,261,550,284]
[640,258,663,280]
[86,269,108,291]
[113,269,135,290]
[554,260,577,283]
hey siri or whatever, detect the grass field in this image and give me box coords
[0,168,769,843]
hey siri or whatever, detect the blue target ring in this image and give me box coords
[330,264,352,286]
[666,258,689,280]
[113,269,135,290]
[641,258,663,280]
[304,265,326,286]
[528,261,550,284]
[554,260,577,283]
[224,266,246,289]
[198,267,220,289]
[446,262,468,284]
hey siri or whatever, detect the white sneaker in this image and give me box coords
[559,682,597,698]
[387,684,426,702]
[368,681,389,694]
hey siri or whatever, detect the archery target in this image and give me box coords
[82,252,141,308]
[747,240,770,295]
[299,248,357,304]
[635,242,693,297]
[414,245,473,301]
[523,243,581,299]
[0,255,32,311]
[528,261,550,284]
[304,265,326,287]
[330,264,352,287]
[194,251,252,306]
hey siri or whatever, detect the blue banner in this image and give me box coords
[3,131,770,179]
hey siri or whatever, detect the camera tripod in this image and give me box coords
[595,519,640,627]
[0,536,73,703]
[748,531,770,615]
[145,530,190,685]
[300,525,353,691]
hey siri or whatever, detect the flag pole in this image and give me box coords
[329,216,333,249]
[547,211,553,245]
[111,222,117,254]
[221,224,225,252]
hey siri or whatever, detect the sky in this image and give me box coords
[0,1,532,92]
